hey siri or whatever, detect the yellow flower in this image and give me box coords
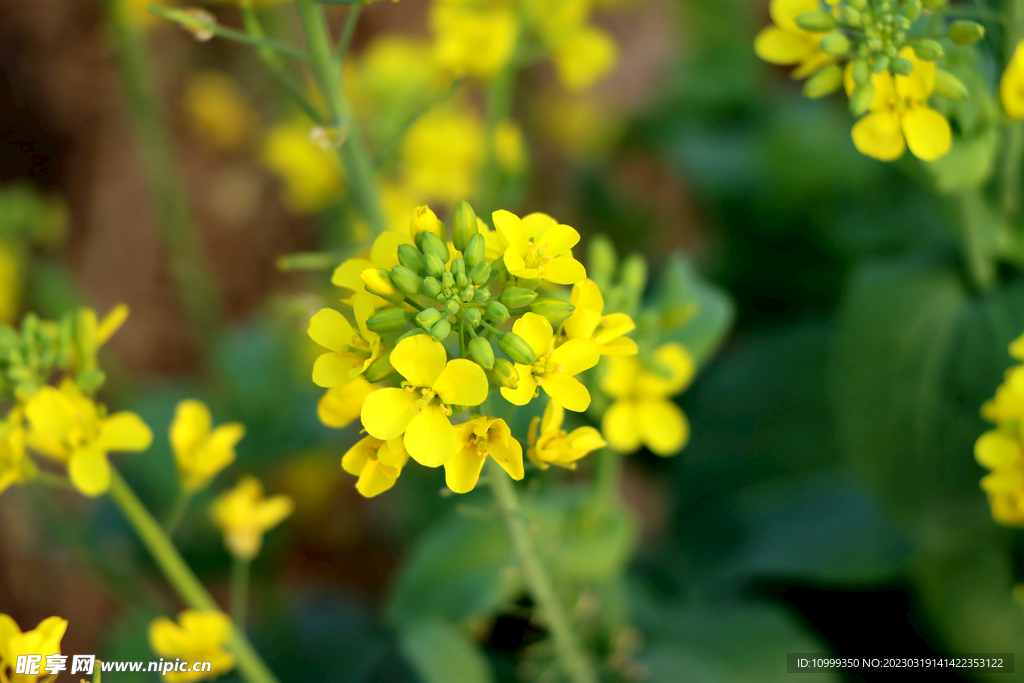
[360,335,488,467]
[342,435,409,497]
[432,4,518,79]
[331,230,412,320]
[551,26,618,91]
[148,610,235,683]
[211,476,293,560]
[845,48,951,162]
[538,93,622,160]
[528,400,605,469]
[1003,39,1024,119]
[975,430,1024,526]
[561,279,637,355]
[262,120,343,213]
[181,71,254,152]
[982,368,1024,422]
[494,119,527,173]
[0,242,22,325]
[170,400,244,493]
[0,409,32,495]
[318,378,375,428]
[24,380,152,496]
[410,205,445,242]
[0,614,67,683]
[444,416,524,493]
[308,308,382,388]
[493,210,587,285]
[400,106,484,203]
[501,312,600,411]
[753,0,834,79]
[600,342,694,455]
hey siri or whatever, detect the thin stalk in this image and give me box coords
[376,77,464,167]
[107,468,280,683]
[336,5,361,62]
[35,470,74,489]
[592,448,622,506]
[231,556,251,629]
[295,0,387,235]
[163,490,191,536]
[149,6,309,61]
[104,0,221,350]
[276,251,347,271]
[959,190,997,291]
[1003,0,1024,222]
[487,459,597,683]
[478,59,518,214]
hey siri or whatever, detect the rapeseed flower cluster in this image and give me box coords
[0,613,67,683]
[975,333,1024,526]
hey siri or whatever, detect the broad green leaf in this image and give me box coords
[659,256,734,368]
[399,620,494,683]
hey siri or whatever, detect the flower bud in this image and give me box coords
[922,0,945,8]
[851,59,870,86]
[491,256,511,286]
[390,265,423,297]
[430,319,451,341]
[890,56,913,76]
[398,244,425,275]
[473,288,490,303]
[838,5,861,27]
[468,336,494,369]
[460,285,475,301]
[424,253,446,280]
[464,307,481,327]
[871,55,889,74]
[587,236,617,290]
[441,272,456,290]
[423,277,443,299]
[366,307,410,333]
[416,308,443,329]
[529,298,576,327]
[803,64,843,99]
[365,351,396,383]
[620,254,648,295]
[446,300,460,316]
[849,81,876,116]
[949,20,984,46]
[486,358,518,389]
[450,257,466,278]
[500,287,538,309]
[901,0,922,21]
[499,332,536,365]
[455,272,469,288]
[933,69,968,100]
[452,201,478,253]
[463,232,486,268]
[361,268,395,297]
[848,0,866,10]
[485,301,510,323]
[420,231,450,266]
[913,39,943,61]
[469,261,491,285]
[795,11,835,32]
[410,205,443,245]
[818,33,849,57]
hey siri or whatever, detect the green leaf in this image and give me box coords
[398,620,494,683]
[659,256,734,368]
[924,126,998,192]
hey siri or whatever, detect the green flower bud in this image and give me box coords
[529,298,576,327]
[452,200,478,253]
[442,271,455,289]
[849,81,876,116]
[366,307,410,333]
[587,235,616,290]
[852,58,870,85]
[620,254,648,294]
[361,268,396,298]
[922,0,945,8]
[430,319,451,341]
[802,63,843,98]
[872,55,890,74]
[839,5,861,27]
[365,351,396,383]
[933,69,968,100]
[500,287,539,309]
[818,32,849,57]
[499,332,536,365]
[890,56,913,76]
[795,11,835,32]
[463,232,486,268]
[455,272,469,289]
[420,231,450,265]
[485,300,509,323]
[849,0,866,8]
[469,261,491,285]
[468,336,494,370]
[486,358,518,389]
[424,253,446,280]
[516,276,543,290]
[423,277,443,298]
[464,307,481,327]
[461,286,475,301]
[901,0,922,22]
[446,300,460,316]
[949,20,984,46]
[491,256,511,285]
[450,258,466,277]
[913,39,943,61]
[473,288,490,303]
[416,307,442,329]
[398,244,425,275]
[411,206,443,247]
[390,265,423,297]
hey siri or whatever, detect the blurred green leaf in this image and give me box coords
[398,620,494,683]
[659,256,734,368]
[925,127,998,192]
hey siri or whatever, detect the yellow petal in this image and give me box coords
[170,400,211,458]
[492,209,528,253]
[894,46,935,101]
[975,430,1020,470]
[537,223,581,255]
[433,359,488,406]
[356,459,401,497]
[542,256,587,285]
[308,308,355,352]
[404,404,456,467]
[96,304,130,345]
[754,25,813,65]
[571,279,604,313]
[25,386,75,437]
[68,446,111,497]
[564,308,601,341]
[489,437,524,481]
[593,313,636,346]
[901,105,951,162]
[552,26,617,91]
[376,437,408,468]
[521,213,558,241]
[851,110,906,162]
[98,412,153,452]
[501,368,537,405]
[503,247,540,279]
[312,351,360,388]
[149,617,187,656]
[331,257,374,292]
[1002,44,1024,119]
[443,447,487,494]
[565,426,607,457]
[603,400,641,453]
[770,0,820,33]
[541,399,564,434]
[637,398,690,455]
[179,609,232,645]
[361,387,418,440]
[637,343,696,396]
[341,436,376,476]
[551,338,600,376]
[542,373,591,412]
[318,378,374,428]
[390,335,448,388]
[513,312,553,357]
[255,495,294,529]
[0,613,20,662]
[600,337,639,356]
[370,230,409,270]
[600,355,639,398]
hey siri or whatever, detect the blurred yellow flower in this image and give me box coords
[0,408,32,495]
[975,430,1024,525]
[600,342,694,455]
[754,0,833,79]
[400,107,484,203]
[318,378,375,428]
[493,210,587,284]
[212,476,293,560]
[410,205,444,242]
[494,119,527,173]
[562,278,637,355]
[528,399,605,469]
[361,335,487,467]
[432,4,518,79]
[171,400,244,493]
[148,610,235,683]
[844,48,951,162]
[538,93,622,160]
[331,230,412,320]
[181,71,254,152]
[342,435,409,497]
[308,308,382,388]
[551,26,618,91]
[444,416,524,493]
[124,0,168,30]
[1003,39,1024,119]
[262,120,344,213]
[0,614,67,683]
[25,380,152,496]
[501,312,599,411]
[0,242,22,325]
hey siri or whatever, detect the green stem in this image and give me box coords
[104,0,221,351]
[148,6,309,61]
[487,459,597,683]
[107,468,280,683]
[163,490,191,536]
[336,5,361,62]
[35,470,74,489]
[959,190,997,291]
[276,251,347,271]
[231,556,251,629]
[478,60,518,214]
[592,448,622,506]
[295,0,387,235]
[1003,0,1024,222]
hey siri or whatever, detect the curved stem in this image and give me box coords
[486,459,597,683]
[231,556,251,629]
[163,490,191,536]
[107,468,280,683]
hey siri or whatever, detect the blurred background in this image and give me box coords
[1,0,1022,680]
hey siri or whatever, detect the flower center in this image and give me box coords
[530,349,562,385]
[524,241,556,272]
[467,434,490,457]
[403,386,452,415]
